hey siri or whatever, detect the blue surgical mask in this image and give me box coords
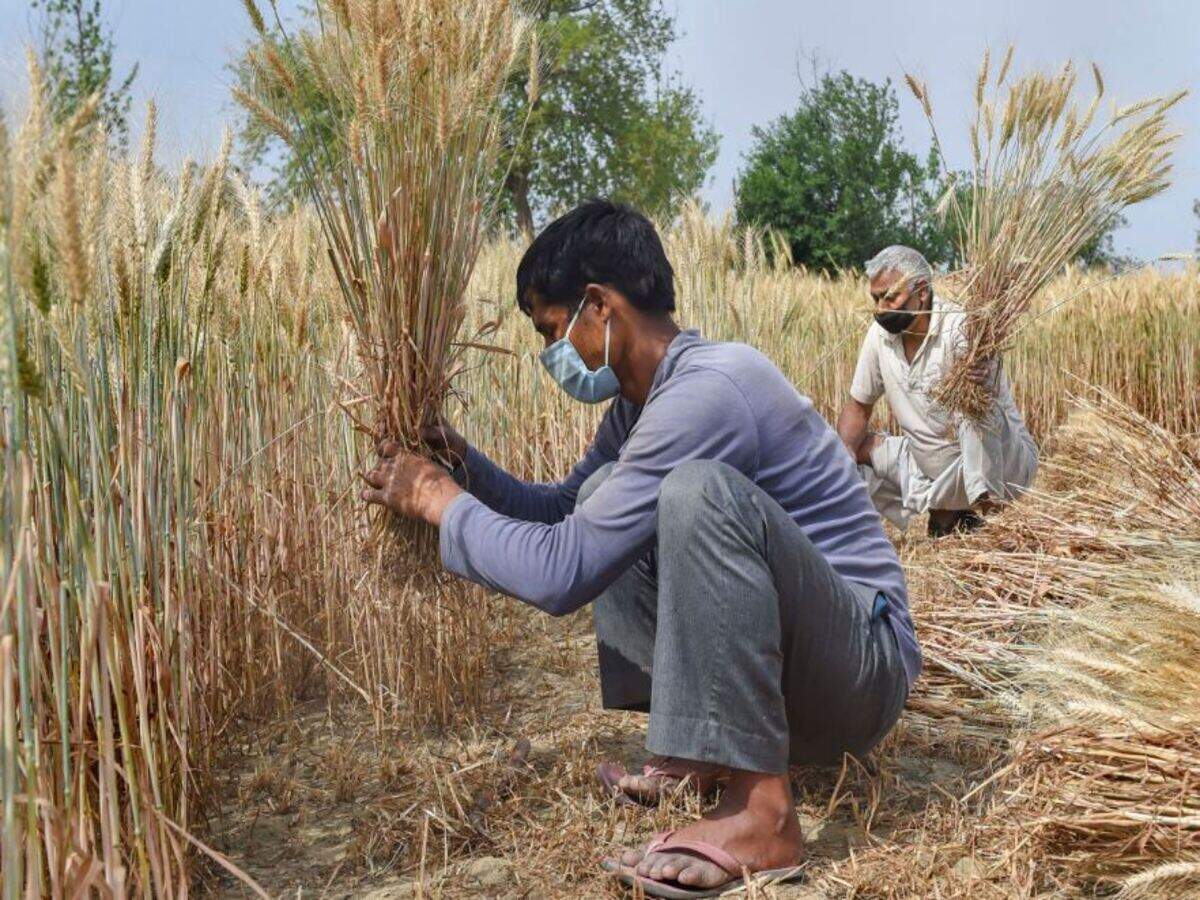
[539,300,621,404]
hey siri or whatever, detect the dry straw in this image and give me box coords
[908,49,1185,419]
[900,391,1200,892]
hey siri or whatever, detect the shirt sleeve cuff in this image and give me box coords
[438,490,479,577]
[849,386,879,405]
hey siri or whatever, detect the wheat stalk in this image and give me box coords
[908,49,1185,419]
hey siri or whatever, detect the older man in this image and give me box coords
[836,246,1038,536]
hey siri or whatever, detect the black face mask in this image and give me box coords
[874,309,916,334]
[874,287,929,334]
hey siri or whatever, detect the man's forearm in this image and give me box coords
[455,443,585,525]
[836,400,874,464]
[420,474,464,527]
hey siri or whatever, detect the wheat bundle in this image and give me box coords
[237,0,531,548]
[908,49,1184,419]
[234,0,533,730]
[1001,399,1200,887]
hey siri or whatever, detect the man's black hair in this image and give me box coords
[515,199,676,315]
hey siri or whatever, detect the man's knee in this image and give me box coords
[867,433,904,474]
[658,459,749,524]
[576,462,616,506]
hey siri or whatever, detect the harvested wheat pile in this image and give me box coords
[855,393,1200,897]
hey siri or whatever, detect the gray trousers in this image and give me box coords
[582,460,908,774]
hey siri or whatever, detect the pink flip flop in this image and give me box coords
[596,757,730,807]
[602,830,805,898]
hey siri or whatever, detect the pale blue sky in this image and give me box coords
[1,1,1196,260]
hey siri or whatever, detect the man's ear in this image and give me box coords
[583,283,611,322]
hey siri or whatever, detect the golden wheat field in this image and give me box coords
[3,65,1200,898]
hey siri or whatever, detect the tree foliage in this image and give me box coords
[234,0,718,234]
[735,71,948,272]
[32,0,138,146]
[1074,212,1130,269]
[736,69,1132,273]
[1194,199,1199,256]
[498,0,718,234]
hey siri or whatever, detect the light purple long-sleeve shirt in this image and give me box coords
[440,330,922,686]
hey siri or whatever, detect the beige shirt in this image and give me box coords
[850,294,1034,496]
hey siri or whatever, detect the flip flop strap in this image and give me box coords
[642,756,688,779]
[644,836,743,877]
[641,757,725,780]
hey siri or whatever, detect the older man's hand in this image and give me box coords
[966,357,995,387]
[360,440,462,526]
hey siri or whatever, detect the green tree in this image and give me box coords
[233,0,718,233]
[735,71,947,272]
[1074,213,1130,269]
[32,0,138,146]
[497,0,718,234]
[736,70,1134,273]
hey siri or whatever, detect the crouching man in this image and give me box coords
[837,246,1038,537]
[360,201,921,898]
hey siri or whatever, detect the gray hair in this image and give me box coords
[864,246,933,291]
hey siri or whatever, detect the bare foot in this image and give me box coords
[604,755,729,803]
[609,771,803,890]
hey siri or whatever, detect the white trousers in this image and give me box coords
[860,423,1037,530]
